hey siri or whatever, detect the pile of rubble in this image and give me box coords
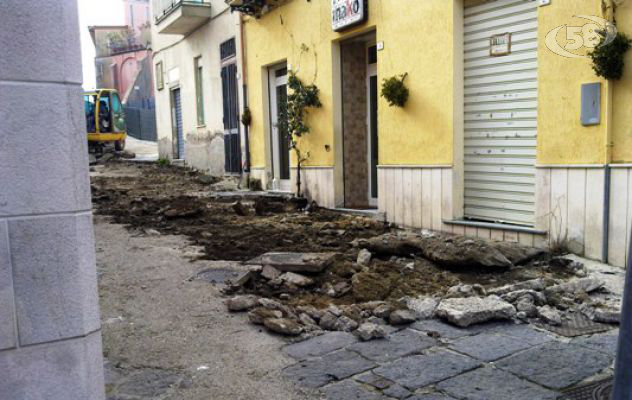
[224,231,621,340]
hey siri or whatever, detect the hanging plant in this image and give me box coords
[589,31,631,80]
[381,73,409,107]
[241,106,252,126]
[276,71,322,197]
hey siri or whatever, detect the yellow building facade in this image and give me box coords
[241,0,632,267]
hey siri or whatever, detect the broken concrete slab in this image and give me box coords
[405,297,439,320]
[261,265,281,280]
[357,249,372,267]
[263,318,303,336]
[354,233,515,270]
[248,308,283,325]
[437,366,558,400]
[389,310,417,325]
[436,296,516,327]
[246,252,337,273]
[488,278,553,296]
[544,277,605,296]
[356,323,387,341]
[278,272,314,287]
[536,306,562,326]
[490,242,546,266]
[373,349,480,390]
[226,295,259,312]
[445,284,486,299]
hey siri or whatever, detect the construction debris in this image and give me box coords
[435,296,517,327]
[93,162,619,340]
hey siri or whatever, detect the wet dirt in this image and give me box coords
[92,162,575,310]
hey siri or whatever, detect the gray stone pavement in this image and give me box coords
[282,320,619,399]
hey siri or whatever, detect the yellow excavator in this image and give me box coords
[84,88,127,153]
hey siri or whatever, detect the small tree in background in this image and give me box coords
[277,72,321,197]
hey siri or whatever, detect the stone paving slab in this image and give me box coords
[283,349,377,388]
[488,323,555,346]
[437,366,558,400]
[448,332,534,362]
[322,380,386,400]
[407,395,457,400]
[348,329,437,362]
[496,341,613,390]
[573,329,620,356]
[410,319,471,339]
[354,372,394,390]
[373,349,481,390]
[283,331,358,360]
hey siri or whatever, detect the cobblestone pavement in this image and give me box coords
[282,320,619,399]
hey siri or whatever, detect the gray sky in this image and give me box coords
[78,0,125,89]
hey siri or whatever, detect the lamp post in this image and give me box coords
[612,229,632,399]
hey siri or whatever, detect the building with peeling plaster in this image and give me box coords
[151,0,246,175]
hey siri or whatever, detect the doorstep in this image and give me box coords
[327,207,386,222]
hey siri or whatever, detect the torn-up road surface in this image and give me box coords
[96,217,321,400]
[93,162,623,400]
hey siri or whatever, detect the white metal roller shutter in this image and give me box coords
[463,0,538,226]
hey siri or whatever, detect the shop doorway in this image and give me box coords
[268,63,291,192]
[341,34,378,208]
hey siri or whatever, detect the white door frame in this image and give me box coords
[366,44,378,207]
[268,64,291,192]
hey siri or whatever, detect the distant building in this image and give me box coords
[150,0,245,175]
[89,0,156,140]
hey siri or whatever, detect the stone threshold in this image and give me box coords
[444,219,547,235]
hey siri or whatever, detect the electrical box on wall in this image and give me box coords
[581,82,601,126]
[539,0,551,6]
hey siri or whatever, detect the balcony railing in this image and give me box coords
[153,0,212,35]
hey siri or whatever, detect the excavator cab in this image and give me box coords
[84,89,127,152]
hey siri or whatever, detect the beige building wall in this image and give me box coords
[151,1,244,175]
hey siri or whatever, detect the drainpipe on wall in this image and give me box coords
[602,80,613,263]
[601,0,616,263]
[239,13,251,187]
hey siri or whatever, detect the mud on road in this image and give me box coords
[91,162,391,262]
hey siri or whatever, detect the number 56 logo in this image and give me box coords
[545,15,617,58]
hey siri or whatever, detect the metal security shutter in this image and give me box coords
[173,88,184,159]
[463,0,538,226]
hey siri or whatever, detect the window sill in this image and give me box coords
[443,219,546,235]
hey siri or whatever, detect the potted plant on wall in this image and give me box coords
[381,73,409,107]
[589,31,631,80]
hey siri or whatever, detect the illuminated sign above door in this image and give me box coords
[332,0,368,32]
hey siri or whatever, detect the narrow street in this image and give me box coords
[92,161,623,400]
[93,164,320,400]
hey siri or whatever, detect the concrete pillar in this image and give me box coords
[0,1,105,399]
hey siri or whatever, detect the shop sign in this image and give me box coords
[332,0,368,32]
[490,33,511,56]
